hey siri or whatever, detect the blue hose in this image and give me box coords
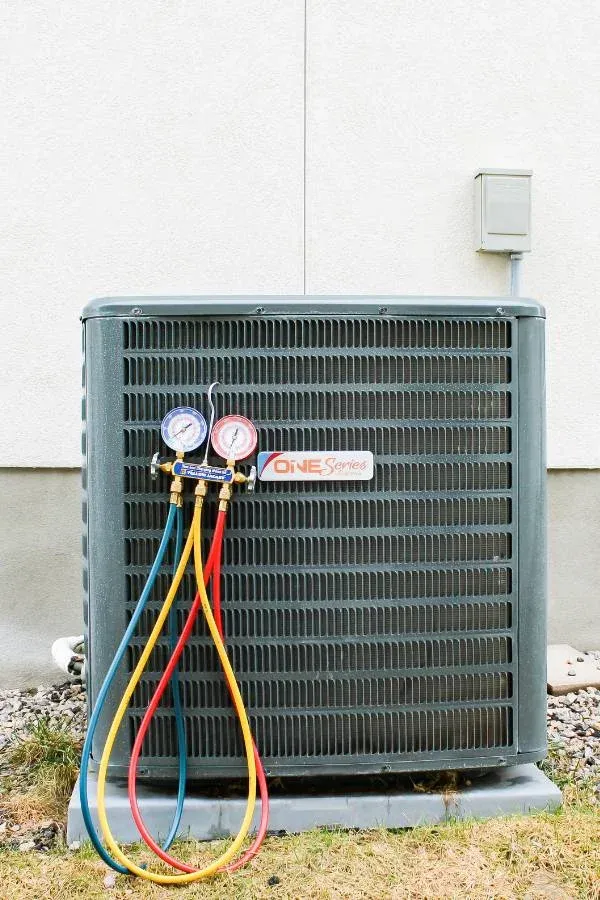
[163,504,187,848]
[79,502,187,871]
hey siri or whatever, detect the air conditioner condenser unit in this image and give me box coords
[82,296,547,786]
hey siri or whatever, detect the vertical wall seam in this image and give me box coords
[303,0,307,294]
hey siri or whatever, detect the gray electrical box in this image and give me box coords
[475,169,532,253]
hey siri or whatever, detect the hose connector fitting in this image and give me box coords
[218,480,233,510]
[194,480,208,503]
[169,478,184,507]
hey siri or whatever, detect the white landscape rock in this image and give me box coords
[18,840,36,852]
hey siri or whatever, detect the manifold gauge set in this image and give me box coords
[80,381,373,885]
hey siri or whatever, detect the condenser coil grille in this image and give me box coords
[115,315,517,774]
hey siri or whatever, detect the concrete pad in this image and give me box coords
[547,644,600,695]
[68,765,562,844]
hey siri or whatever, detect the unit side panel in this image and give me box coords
[84,318,130,767]
[517,317,547,758]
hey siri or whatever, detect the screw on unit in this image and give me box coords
[131,307,143,315]
[255,307,265,314]
[379,306,389,314]
[496,307,506,316]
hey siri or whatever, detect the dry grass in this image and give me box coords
[0,741,598,899]
[0,797,598,899]
[1,720,82,828]
[1,790,65,830]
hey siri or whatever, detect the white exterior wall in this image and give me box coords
[1,0,600,467]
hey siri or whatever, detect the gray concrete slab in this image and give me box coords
[68,766,562,844]
[547,644,600,694]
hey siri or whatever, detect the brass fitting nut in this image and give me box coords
[219,482,233,503]
[168,476,184,507]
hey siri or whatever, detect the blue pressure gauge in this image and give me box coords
[160,407,207,454]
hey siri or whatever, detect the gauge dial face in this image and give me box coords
[211,415,257,461]
[161,407,207,453]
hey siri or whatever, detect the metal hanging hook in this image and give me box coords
[203,382,219,463]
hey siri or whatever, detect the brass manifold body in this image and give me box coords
[150,451,256,506]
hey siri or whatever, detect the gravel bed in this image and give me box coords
[547,688,600,780]
[0,681,86,851]
[0,681,86,753]
[547,649,600,784]
[0,664,598,852]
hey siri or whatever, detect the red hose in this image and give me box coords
[128,507,269,872]
[211,514,269,873]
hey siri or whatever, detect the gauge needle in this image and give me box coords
[174,422,192,437]
[228,427,239,452]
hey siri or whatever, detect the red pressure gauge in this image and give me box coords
[211,415,257,461]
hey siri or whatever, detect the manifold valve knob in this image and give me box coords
[150,451,161,480]
[246,465,257,492]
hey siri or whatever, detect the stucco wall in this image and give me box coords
[0,470,82,688]
[1,1,600,467]
[547,470,600,645]
[1,4,600,686]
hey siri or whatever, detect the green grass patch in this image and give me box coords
[8,719,81,803]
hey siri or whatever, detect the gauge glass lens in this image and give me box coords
[211,415,257,461]
[161,407,207,453]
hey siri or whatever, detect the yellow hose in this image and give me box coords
[96,499,257,883]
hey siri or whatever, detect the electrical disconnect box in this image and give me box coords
[474,169,532,253]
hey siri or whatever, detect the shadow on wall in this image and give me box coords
[0,469,82,689]
[547,469,600,649]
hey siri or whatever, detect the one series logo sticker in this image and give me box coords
[257,451,374,482]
